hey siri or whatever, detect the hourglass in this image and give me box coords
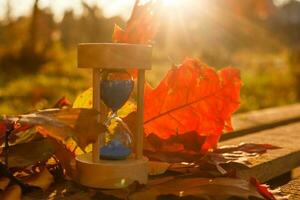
[75,43,152,189]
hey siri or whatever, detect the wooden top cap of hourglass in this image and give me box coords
[78,43,152,70]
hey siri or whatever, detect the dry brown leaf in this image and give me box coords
[130,177,265,200]
[49,139,76,179]
[24,168,54,191]
[144,142,280,176]
[38,108,106,149]
[6,108,106,149]
[0,139,55,169]
[71,109,106,149]
[0,177,10,191]
[0,185,22,200]
[9,109,75,142]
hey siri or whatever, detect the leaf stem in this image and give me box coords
[4,122,13,166]
[144,93,214,125]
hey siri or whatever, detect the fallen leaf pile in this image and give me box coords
[0,167,54,200]
[144,142,281,176]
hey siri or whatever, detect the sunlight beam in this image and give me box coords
[163,0,183,7]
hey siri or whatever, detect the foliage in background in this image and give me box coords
[0,0,300,115]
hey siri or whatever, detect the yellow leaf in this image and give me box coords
[73,87,136,118]
[73,88,93,109]
[117,99,136,118]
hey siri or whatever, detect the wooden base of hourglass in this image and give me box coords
[75,153,148,189]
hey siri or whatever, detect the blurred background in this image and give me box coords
[0,0,299,114]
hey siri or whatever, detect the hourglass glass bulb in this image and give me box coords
[99,119,133,160]
[100,70,134,112]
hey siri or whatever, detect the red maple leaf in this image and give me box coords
[53,96,71,109]
[250,177,276,200]
[112,0,161,44]
[0,122,6,137]
[112,0,161,78]
[144,58,241,152]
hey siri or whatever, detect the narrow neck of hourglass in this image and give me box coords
[103,111,118,127]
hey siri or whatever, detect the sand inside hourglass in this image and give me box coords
[99,70,134,160]
[99,121,133,160]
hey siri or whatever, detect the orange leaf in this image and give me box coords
[53,97,71,109]
[112,0,161,78]
[144,58,241,152]
[112,0,161,44]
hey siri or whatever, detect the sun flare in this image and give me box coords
[162,0,183,7]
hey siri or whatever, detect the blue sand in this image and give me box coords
[101,80,134,112]
[100,140,131,160]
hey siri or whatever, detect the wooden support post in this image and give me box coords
[136,69,145,159]
[92,68,101,163]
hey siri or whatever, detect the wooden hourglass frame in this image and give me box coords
[75,43,152,189]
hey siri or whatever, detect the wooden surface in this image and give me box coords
[78,43,152,69]
[22,103,300,199]
[281,177,300,200]
[220,122,300,182]
[222,103,300,140]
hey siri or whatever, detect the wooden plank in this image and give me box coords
[78,43,152,69]
[220,122,300,182]
[222,104,300,141]
[281,177,300,200]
